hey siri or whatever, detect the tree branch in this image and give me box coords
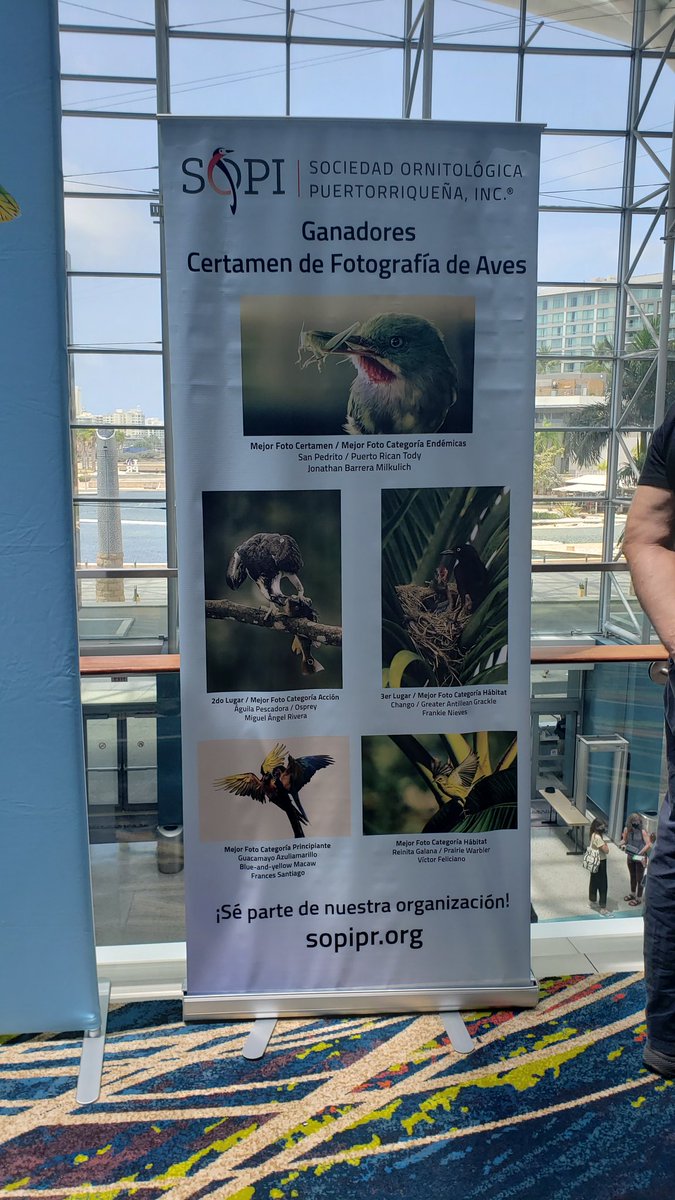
[205,599,342,646]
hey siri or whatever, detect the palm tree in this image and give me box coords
[564,321,675,477]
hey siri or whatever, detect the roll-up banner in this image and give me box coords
[159,118,541,1017]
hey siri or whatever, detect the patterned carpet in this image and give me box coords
[1,973,674,1200]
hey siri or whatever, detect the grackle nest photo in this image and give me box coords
[381,486,509,689]
[395,582,472,688]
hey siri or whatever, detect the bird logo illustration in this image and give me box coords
[298,312,458,435]
[0,184,20,223]
[207,147,240,214]
[214,743,335,838]
[225,532,324,673]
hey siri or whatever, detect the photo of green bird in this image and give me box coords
[298,312,458,434]
[240,294,474,437]
[362,731,518,836]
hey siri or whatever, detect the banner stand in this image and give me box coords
[160,117,542,1033]
[76,981,111,1105]
[183,980,539,1023]
[243,1017,278,1061]
[441,1011,476,1054]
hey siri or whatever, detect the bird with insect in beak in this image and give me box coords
[298,312,458,435]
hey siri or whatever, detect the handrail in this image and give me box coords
[80,655,180,675]
[530,644,666,664]
[79,646,668,675]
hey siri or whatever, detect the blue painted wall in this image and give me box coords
[0,1,100,1032]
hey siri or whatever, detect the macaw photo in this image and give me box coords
[203,489,342,691]
[198,737,351,840]
[240,294,474,436]
[362,731,517,836]
[382,485,509,689]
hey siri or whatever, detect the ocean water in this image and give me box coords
[76,496,167,565]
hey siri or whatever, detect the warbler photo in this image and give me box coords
[362,731,518,836]
[240,294,474,436]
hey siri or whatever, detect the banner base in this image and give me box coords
[76,979,111,1105]
[183,978,539,1021]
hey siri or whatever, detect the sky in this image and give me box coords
[57,0,674,419]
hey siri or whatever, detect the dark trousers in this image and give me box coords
[588,857,607,907]
[643,665,675,1055]
[627,856,645,899]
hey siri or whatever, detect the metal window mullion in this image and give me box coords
[632,185,669,211]
[62,74,157,84]
[421,0,434,119]
[624,284,659,340]
[155,0,178,655]
[640,11,675,52]
[404,7,425,118]
[285,3,294,116]
[68,271,160,279]
[627,203,666,276]
[69,346,162,355]
[65,191,158,200]
[600,0,646,634]
[653,117,675,431]
[515,0,527,122]
[402,0,414,117]
[635,25,675,126]
[634,133,670,178]
[62,109,156,120]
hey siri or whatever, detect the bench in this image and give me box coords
[538,785,591,855]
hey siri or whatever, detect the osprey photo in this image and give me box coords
[226,533,307,609]
[198,737,351,841]
[240,294,474,437]
[203,490,342,692]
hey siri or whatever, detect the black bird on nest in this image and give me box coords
[439,543,490,613]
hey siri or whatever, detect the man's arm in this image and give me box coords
[623,484,675,657]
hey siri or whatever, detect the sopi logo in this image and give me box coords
[181,147,285,213]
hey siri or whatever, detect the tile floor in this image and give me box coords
[91,819,645,1001]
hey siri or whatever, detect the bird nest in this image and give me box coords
[395,583,471,687]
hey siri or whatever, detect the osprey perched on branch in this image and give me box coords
[225,532,324,673]
[226,532,306,608]
[299,312,458,435]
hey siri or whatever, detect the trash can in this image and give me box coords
[157,824,184,874]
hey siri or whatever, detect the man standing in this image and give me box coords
[623,404,675,1078]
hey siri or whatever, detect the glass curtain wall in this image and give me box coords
[59,1,674,947]
[59,0,675,653]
